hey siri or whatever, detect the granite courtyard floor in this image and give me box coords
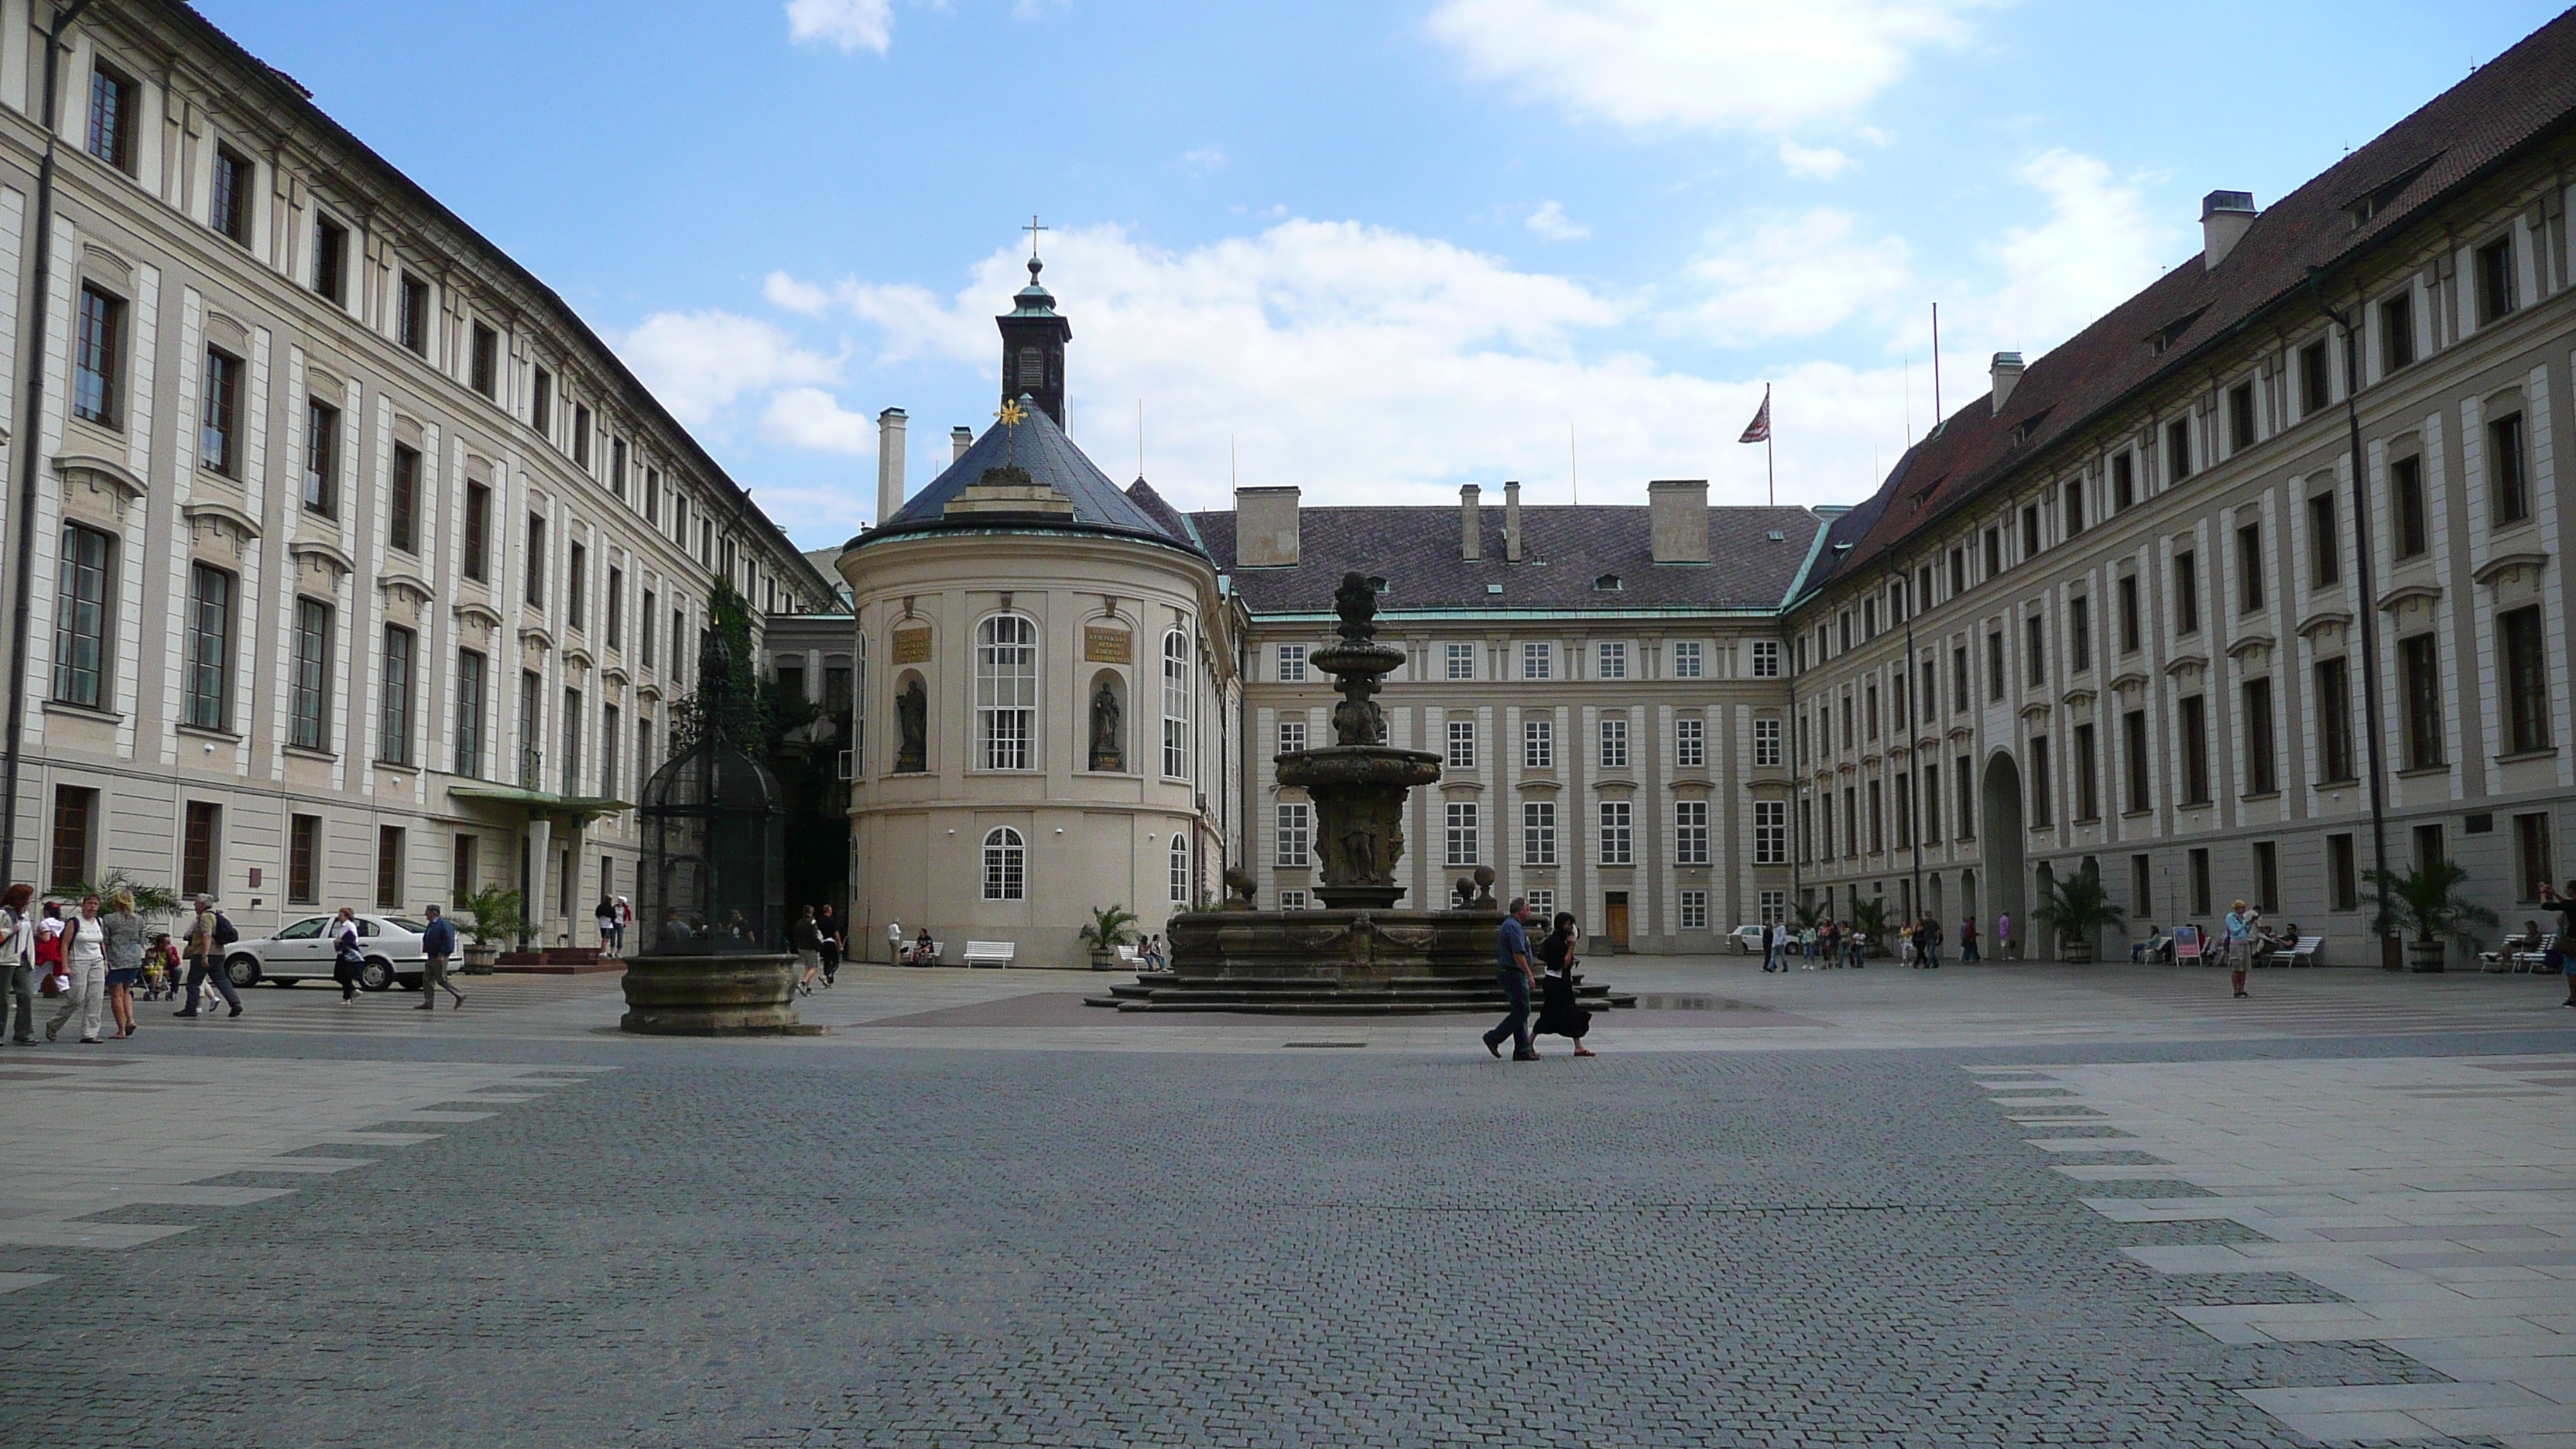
[0,956,2567,1447]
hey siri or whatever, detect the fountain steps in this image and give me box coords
[1087,972,1636,1015]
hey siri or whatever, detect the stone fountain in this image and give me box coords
[1091,571,1629,1015]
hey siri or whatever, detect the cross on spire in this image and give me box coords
[1023,214,1048,260]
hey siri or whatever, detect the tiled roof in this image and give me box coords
[1800,6,2576,599]
[861,400,1202,553]
[1189,504,1824,615]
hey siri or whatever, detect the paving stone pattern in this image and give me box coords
[0,1046,2497,1448]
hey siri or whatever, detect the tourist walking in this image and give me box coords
[817,906,842,985]
[174,896,242,1019]
[1995,911,2014,961]
[417,903,466,1009]
[46,897,108,1043]
[1533,912,1595,1056]
[2540,881,2576,1007]
[1958,915,1980,963]
[1483,897,1540,1060]
[1763,920,1786,973]
[594,897,621,958]
[1920,915,1943,970]
[331,908,365,1002]
[2223,899,2256,999]
[1800,922,1817,968]
[1,883,34,1044]
[100,890,144,1039]
[793,906,824,995]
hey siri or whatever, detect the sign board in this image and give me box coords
[1084,627,1132,664]
[890,628,932,665]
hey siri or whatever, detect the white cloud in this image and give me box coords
[1778,140,1853,178]
[1181,144,1228,177]
[1965,148,2171,351]
[762,270,837,316]
[1689,208,1911,345]
[761,387,879,454]
[786,0,895,53]
[615,310,841,426]
[1429,0,1987,135]
[1525,200,1590,241]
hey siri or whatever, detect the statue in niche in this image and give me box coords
[894,678,927,772]
[1088,680,1124,772]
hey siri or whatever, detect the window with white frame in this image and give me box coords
[1278,718,1307,755]
[1446,802,1480,865]
[1598,641,1627,678]
[1162,630,1192,779]
[1753,718,1782,768]
[1277,644,1307,682]
[1672,640,1704,679]
[1598,801,1633,865]
[981,827,1026,900]
[1169,835,1190,905]
[1525,889,1555,919]
[1279,889,1309,911]
[975,615,1036,769]
[1759,889,1786,924]
[1750,639,1781,677]
[1522,800,1557,865]
[1445,642,1475,680]
[1598,717,1629,769]
[1447,719,1476,769]
[1276,802,1310,867]
[1675,717,1705,769]
[1679,889,1709,931]
[1522,642,1552,680]
[1524,718,1553,769]
[1674,800,1710,865]
[1754,800,1787,865]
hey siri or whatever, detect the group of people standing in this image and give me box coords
[1760,913,1988,971]
[1483,899,1596,1061]
[0,886,147,1043]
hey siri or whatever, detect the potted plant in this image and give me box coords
[1077,904,1139,972]
[2033,870,2127,964]
[64,869,183,922]
[2363,859,2498,973]
[460,884,523,975]
[1849,897,1892,958]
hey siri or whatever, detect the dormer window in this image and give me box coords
[1592,573,1622,591]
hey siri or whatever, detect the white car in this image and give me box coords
[224,914,431,992]
[1726,924,1769,954]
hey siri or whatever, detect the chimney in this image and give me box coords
[1235,485,1300,567]
[1989,352,2025,415]
[1504,480,1523,562]
[1648,478,1708,564]
[1461,484,1482,561]
[875,407,908,522]
[951,426,973,464]
[2201,190,2256,270]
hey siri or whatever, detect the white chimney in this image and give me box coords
[1461,484,1482,561]
[2201,190,2256,270]
[875,407,908,522]
[951,426,973,464]
[1989,352,2025,416]
[1504,480,1523,562]
[1648,479,1709,564]
[1235,486,1300,567]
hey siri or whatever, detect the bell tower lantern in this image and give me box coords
[997,248,1071,428]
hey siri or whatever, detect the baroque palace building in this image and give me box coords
[0,1,834,943]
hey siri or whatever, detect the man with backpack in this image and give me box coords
[174,896,242,1019]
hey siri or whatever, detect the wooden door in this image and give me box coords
[1603,892,1630,948]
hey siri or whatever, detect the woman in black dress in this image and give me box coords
[1533,912,1595,1057]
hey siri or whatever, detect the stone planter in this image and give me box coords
[461,942,502,975]
[2408,938,2448,973]
[2062,940,2096,964]
[1088,949,1115,972]
[618,953,817,1035]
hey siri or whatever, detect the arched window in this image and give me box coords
[976,614,1036,770]
[1168,834,1190,906]
[1161,629,1191,779]
[982,827,1026,901]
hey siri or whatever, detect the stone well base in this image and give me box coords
[618,954,824,1036]
[1088,909,1635,1015]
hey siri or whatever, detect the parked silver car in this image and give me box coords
[224,914,430,992]
[1726,924,1769,954]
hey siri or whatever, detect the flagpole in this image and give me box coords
[1764,384,1775,505]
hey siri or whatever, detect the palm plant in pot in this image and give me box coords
[1077,904,1139,972]
[2362,859,2497,973]
[2033,870,2126,964]
[1849,897,1893,958]
[460,884,523,975]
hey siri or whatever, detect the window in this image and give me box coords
[2064,481,2085,538]
[606,568,624,649]
[531,367,553,433]
[1598,717,1629,769]
[1750,639,1779,677]
[2315,657,2355,783]
[1521,642,1552,680]
[180,802,221,900]
[609,438,628,499]
[470,324,498,398]
[2069,596,2091,673]
[2416,822,2448,869]
[2174,550,2200,634]
[1522,801,1557,865]
[525,514,546,606]
[210,146,252,243]
[2235,522,2264,611]
[381,626,415,766]
[48,786,94,890]
[2380,290,2415,372]
[1674,800,1709,866]
[1947,547,1967,598]
[1447,718,1477,769]
[1598,642,1627,679]
[290,598,332,751]
[2328,834,2359,911]
[2073,722,2098,820]
[289,814,322,903]
[1598,802,1632,865]
[2177,696,2209,804]
[670,608,686,682]
[52,523,111,707]
[183,564,231,731]
[2400,633,2443,770]
[1525,889,1556,920]
[1446,803,1481,866]
[2244,677,2276,794]
[2503,605,2550,754]
[976,615,1037,770]
[2299,340,2331,414]
[200,348,242,475]
[2252,841,2279,915]
[1956,755,1975,838]
[1279,718,1307,755]
[1983,526,2001,578]
[1276,889,1309,911]
[2228,382,2256,452]
[455,649,486,779]
[377,826,406,910]
[2516,813,2554,903]
[1162,631,1192,779]
[567,542,587,630]
[303,399,340,516]
[2021,505,2041,559]
[72,284,122,426]
[1445,642,1475,680]
[1524,718,1553,769]
[1986,631,2005,701]
[638,713,655,783]
[2123,708,2151,814]
[1276,803,1311,867]
[2118,576,2141,653]
[574,406,594,469]
[1753,718,1781,768]
[980,827,1027,900]
[1755,800,1786,865]
[2391,456,2427,558]
[773,661,807,706]
[2475,235,2516,325]
[1679,889,1709,932]
[2164,417,2192,482]
[560,687,583,794]
[2023,614,2045,688]
[1277,645,1307,682]
[2112,452,2135,511]
[87,63,135,171]
[1953,646,1969,712]
[399,274,431,356]
[2490,413,2530,525]
[1677,717,1705,769]
[312,213,348,303]
[387,444,420,553]
[1672,641,1704,679]
[640,590,657,666]
[2307,494,2338,587]
[1169,836,1190,906]
[2026,737,2051,828]
[1865,683,1879,741]
[2188,848,2211,916]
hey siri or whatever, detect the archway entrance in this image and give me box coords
[1980,752,2026,961]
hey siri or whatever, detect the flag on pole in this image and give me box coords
[1738,387,1772,444]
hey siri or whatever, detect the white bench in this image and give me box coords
[2483,932,2556,972]
[963,940,1017,969]
[2278,934,2324,968]
[1114,944,1141,967]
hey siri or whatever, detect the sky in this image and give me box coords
[207,0,2571,550]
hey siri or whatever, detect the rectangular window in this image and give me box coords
[180,802,220,900]
[376,826,406,911]
[2307,494,2338,586]
[606,568,625,649]
[1525,889,1554,920]
[1984,526,2002,578]
[2475,235,2516,324]
[1986,630,2005,701]
[52,523,111,707]
[2027,736,2052,828]
[291,598,333,751]
[1667,640,1704,680]
[2515,813,2554,903]
[2315,657,2355,783]
[526,513,547,606]
[2073,721,2098,820]
[2175,550,2200,635]
[381,625,415,766]
[1920,767,1941,843]
[561,687,584,795]
[2023,614,2045,688]
[2069,596,2091,673]
[1445,642,1475,680]
[305,399,340,516]
[389,444,420,553]
[609,437,628,499]
[2300,340,2331,414]
[2165,416,2192,482]
[1676,716,1705,769]
[1446,718,1476,769]
[1752,717,1781,769]
[452,834,478,903]
[1953,645,1969,712]
[532,367,553,434]
[2189,848,2211,916]
[2380,290,2415,372]
[1522,800,1557,865]
[640,590,658,667]
[2022,504,2041,558]
[210,146,252,243]
[460,482,491,581]
[2401,633,2443,770]
[2063,481,2085,538]
[1679,889,1709,932]
[1598,717,1629,769]
[200,348,242,475]
[2111,451,2135,511]
[289,814,322,904]
[455,648,486,779]
[2177,696,2209,804]
[1956,755,1974,839]
[2244,677,2276,794]
[399,274,431,356]
[1598,802,1632,865]
[1521,642,1551,680]
[1277,644,1307,682]
[1749,639,1779,677]
[1446,802,1480,867]
[2117,576,2141,653]
[2253,841,2280,915]
[1279,889,1309,911]
[2235,522,2264,611]
[48,786,94,890]
[1278,718,1307,755]
[471,324,498,398]
[2490,413,2530,525]
[87,63,135,172]
[603,707,622,799]
[1523,718,1553,769]
[2130,854,2152,917]
[312,213,348,303]
[1948,546,1966,598]
[2228,382,2256,452]
[2328,833,2358,911]
[1865,777,1884,850]
[2502,605,2550,754]
[184,564,232,731]
[574,405,594,469]
[1597,642,1626,679]
[2416,822,2448,868]
[1276,803,1311,867]
[2392,456,2427,558]
[73,284,123,426]
[2123,708,2151,814]
[1755,800,1786,865]
[1865,682,1879,740]
[1675,800,1709,865]
[567,541,587,630]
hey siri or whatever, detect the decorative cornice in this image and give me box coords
[181,498,260,540]
[287,537,355,584]
[2472,550,2550,589]
[2295,608,2353,642]
[451,599,504,629]
[2225,632,2276,664]
[2376,583,2444,612]
[53,452,146,517]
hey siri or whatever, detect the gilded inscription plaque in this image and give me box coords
[890,627,932,664]
[1084,627,1132,664]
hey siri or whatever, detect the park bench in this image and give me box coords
[963,940,1017,968]
[2481,932,2556,972]
[2277,934,2324,968]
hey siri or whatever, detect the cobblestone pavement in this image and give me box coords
[0,964,2564,1446]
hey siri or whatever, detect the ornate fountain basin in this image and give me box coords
[1276,744,1440,909]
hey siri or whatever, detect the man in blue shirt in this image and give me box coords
[416,903,466,1011]
[1483,898,1540,1060]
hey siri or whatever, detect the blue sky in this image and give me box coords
[208,0,2570,548]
